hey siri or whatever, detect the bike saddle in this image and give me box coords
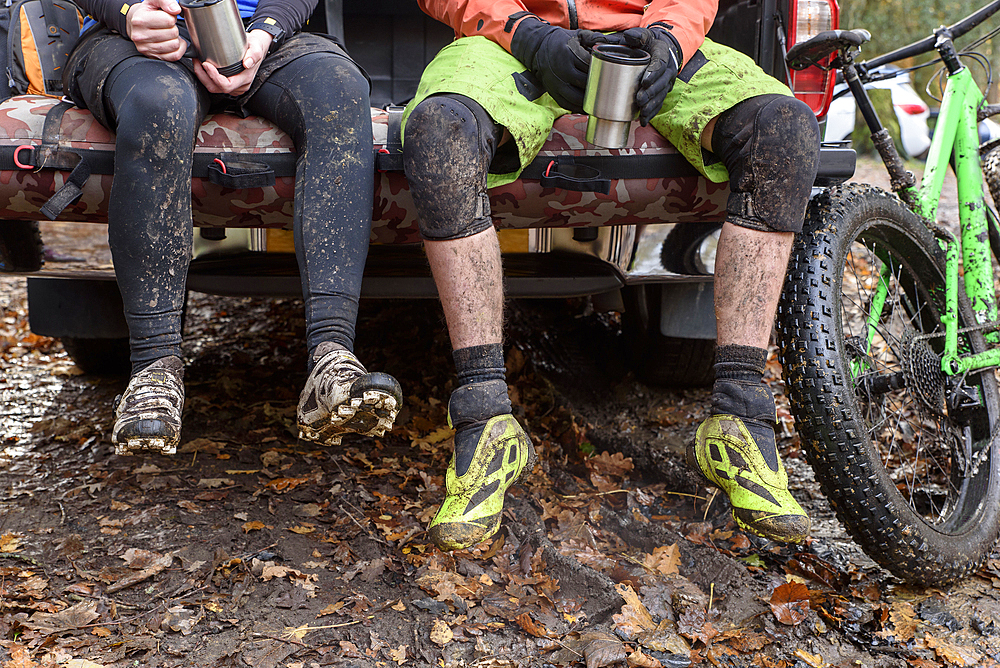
[786,29,871,70]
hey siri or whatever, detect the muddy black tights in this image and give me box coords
[103,53,373,373]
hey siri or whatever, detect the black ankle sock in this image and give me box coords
[453,344,506,387]
[713,344,768,385]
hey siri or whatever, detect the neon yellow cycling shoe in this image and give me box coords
[689,406,810,544]
[428,381,536,551]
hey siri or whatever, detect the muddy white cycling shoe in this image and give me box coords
[112,356,185,456]
[297,343,402,446]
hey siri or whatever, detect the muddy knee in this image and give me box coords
[403,94,503,241]
[712,94,820,234]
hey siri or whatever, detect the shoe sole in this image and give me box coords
[299,389,399,446]
[114,431,179,456]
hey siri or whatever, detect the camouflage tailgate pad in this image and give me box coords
[0,96,726,245]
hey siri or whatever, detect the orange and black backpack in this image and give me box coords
[6,0,83,96]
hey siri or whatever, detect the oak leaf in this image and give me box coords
[924,633,983,666]
[613,583,655,640]
[885,601,917,642]
[3,644,35,668]
[643,544,680,576]
[388,645,407,665]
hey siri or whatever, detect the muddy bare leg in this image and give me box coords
[686,97,817,543]
[713,223,793,348]
[424,230,504,350]
[403,94,535,551]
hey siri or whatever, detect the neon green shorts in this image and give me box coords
[401,35,792,187]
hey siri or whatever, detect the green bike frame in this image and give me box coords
[870,64,1000,375]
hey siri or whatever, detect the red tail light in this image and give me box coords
[788,0,839,118]
[897,103,928,115]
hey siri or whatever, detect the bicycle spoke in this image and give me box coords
[839,228,967,525]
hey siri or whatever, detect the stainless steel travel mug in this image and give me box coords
[583,44,651,149]
[180,0,247,77]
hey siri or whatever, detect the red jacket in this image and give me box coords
[418,0,717,68]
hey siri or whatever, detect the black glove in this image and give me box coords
[509,17,608,113]
[620,25,683,125]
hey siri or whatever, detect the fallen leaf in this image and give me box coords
[198,478,234,488]
[288,524,316,534]
[266,477,310,493]
[25,600,99,634]
[284,624,310,640]
[430,619,453,646]
[242,521,267,533]
[178,499,201,513]
[924,633,983,666]
[643,544,680,576]
[65,661,106,668]
[793,648,826,667]
[514,612,551,638]
[0,533,23,552]
[582,632,628,668]
[626,648,662,668]
[91,627,112,637]
[3,644,35,668]
[614,583,655,640]
[770,582,810,626]
[388,644,408,665]
[885,601,918,642]
[588,451,634,478]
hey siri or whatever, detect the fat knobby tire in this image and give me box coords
[983,147,1000,209]
[777,183,1000,584]
[0,221,44,272]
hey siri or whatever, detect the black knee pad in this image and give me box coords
[711,94,820,234]
[402,94,502,241]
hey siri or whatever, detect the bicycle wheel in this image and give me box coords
[778,183,1000,584]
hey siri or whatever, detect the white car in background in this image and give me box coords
[824,64,932,159]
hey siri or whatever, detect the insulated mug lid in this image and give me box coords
[591,44,651,66]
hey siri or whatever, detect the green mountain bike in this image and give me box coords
[780,1,1000,584]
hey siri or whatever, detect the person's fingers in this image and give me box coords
[193,60,224,93]
[144,0,180,16]
[640,60,664,88]
[242,33,270,69]
[161,36,187,61]
[621,27,652,49]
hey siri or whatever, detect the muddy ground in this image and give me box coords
[3,159,1000,668]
